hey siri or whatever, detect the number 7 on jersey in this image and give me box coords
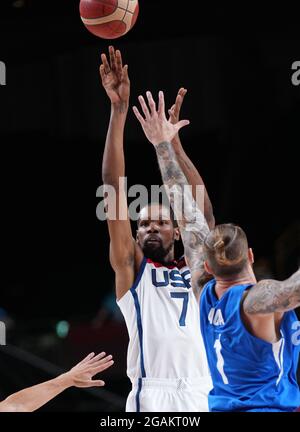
[170,292,189,326]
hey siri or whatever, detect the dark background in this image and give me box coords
[0,0,299,411]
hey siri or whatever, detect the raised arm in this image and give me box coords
[100,46,142,300]
[0,352,113,412]
[133,91,211,300]
[168,88,215,229]
[243,268,300,314]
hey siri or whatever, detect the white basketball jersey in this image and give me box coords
[117,256,212,411]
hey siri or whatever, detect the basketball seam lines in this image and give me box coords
[121,0,130,25]
[82,0,135,33]
[115,1,134,16]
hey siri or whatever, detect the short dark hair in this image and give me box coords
[137,202,178,228]
[203,224,249,277]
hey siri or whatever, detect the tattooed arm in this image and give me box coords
[133,91,211,300]
[243,268,300,314]
[168,88,215,229]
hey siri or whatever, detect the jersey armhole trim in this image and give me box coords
[131,257,147,292]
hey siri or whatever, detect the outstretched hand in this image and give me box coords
[65,352,114,388]
[100,46,130,107]
[133,91,190,147]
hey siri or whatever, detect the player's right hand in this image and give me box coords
[65,352,114,388]
[99,46,130,107]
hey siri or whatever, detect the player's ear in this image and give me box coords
[248,248,254,264]
[136,231,139,243]
[174,227,180,241]
[204,261,213,275]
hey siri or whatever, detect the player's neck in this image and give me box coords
[215,267,257,299]
[161,252,175,265]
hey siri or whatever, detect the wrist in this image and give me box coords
[154,140,172,150]
[171,135,181,150]
[56,372,73,390]
[111,102,129,115]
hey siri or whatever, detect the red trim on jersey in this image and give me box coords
[146,258,177,269]
[146,257,187,269]
[176,256,187,270]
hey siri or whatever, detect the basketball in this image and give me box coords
[79,0,139,39]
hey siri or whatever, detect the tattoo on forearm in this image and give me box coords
[244,269,300,314]
[156,141,210,296]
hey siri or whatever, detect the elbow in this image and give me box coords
[102,172,119,191]
[0,400,27,412]
[203,202,215,230]
[102,170,113,185]
[204,211,215,230]
[207,214,216,231]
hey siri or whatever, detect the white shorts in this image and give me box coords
[126,377,212,412]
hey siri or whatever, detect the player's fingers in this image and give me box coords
[168,109,176,123]
[90,380,105,387]
[79,380,105,388]
[109,45,116,71]
[101,53,110,74]
[88,352,107,364]
[78,352,95,365]
[132,106,146,126]
[90,360,114,375]
[158,91,166,118]
[146,91,157,116]
[116,49,123,79]
[175,119,190,133]
[174,94,183,117]
[88,354,112,368]
[175,88,187,115]
[178,87,187,98]
[138,95,151,120]
[122,65,130,83]
[99,64,106,82]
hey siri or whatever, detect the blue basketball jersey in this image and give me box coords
[200,279,300,412]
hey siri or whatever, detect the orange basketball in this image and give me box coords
[79,0,139,39]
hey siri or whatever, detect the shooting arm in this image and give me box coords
[100,48,140,300]
[102,106,137,300]
[243,268,300,314]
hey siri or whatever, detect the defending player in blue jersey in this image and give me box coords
[199,225,300,411]
[133,90,300,412]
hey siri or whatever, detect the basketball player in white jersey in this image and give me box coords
[100,47,214,412]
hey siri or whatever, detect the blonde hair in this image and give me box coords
[204,224,249,277]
